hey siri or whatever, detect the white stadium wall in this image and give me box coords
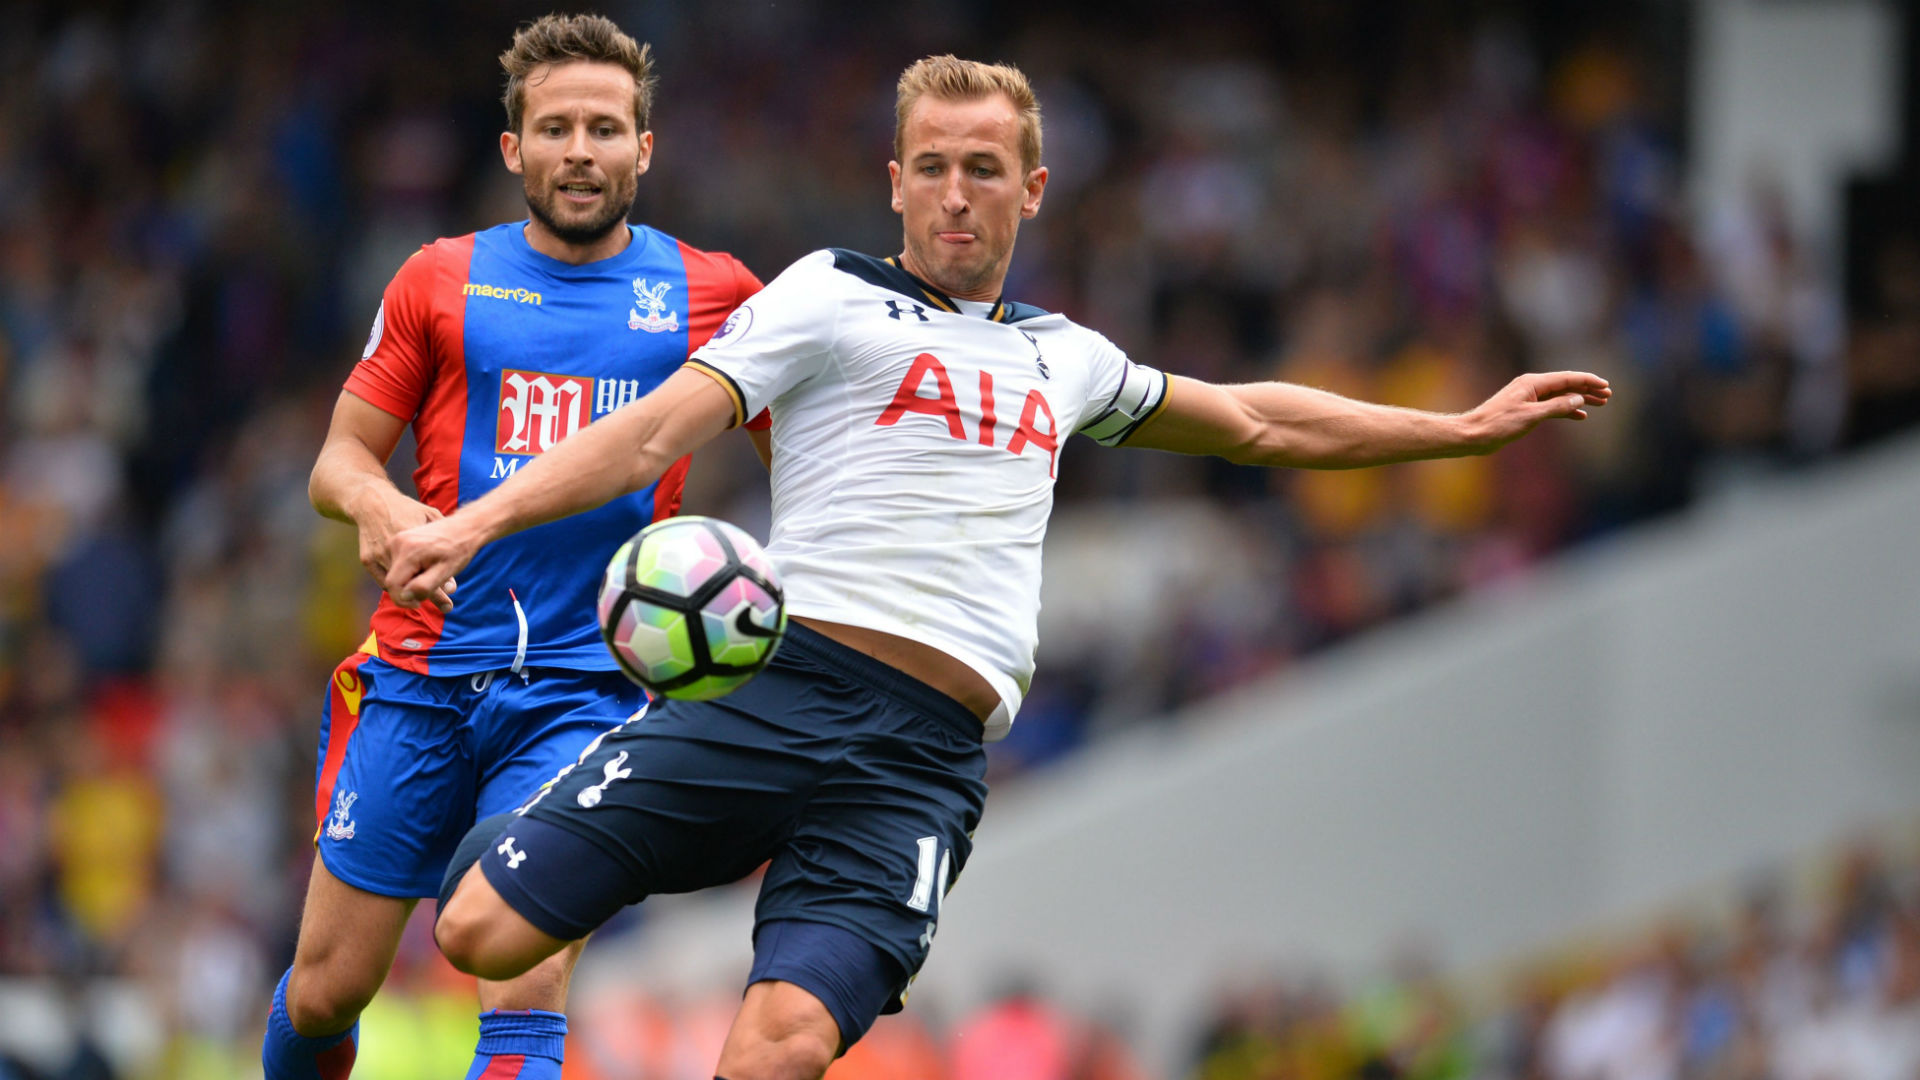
[1693,0,1901,250]
[584,434,1920,1071]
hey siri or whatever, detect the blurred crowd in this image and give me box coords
[1,0,1918,1076]
[11,821,1905,1079]
[594,831,1920,1080]
[1184,834,1920,1080]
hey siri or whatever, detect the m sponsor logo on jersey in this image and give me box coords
[464,282,543,305]
[497,368,594,455]
[629,278,680,333]
[325,790,358,842]
[492,371,646,476]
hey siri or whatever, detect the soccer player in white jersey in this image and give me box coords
[386,56,1610,1080]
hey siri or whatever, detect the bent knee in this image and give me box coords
[431,891,489,976]
[434,862,564,981]
[285,969,379,1036]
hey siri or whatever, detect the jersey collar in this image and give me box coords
[508,221,654,276]
[885,256,1012,322]
[829,248,1047,323]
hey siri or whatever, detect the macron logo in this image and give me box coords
[464,283,543,305]
[497,836,527,869]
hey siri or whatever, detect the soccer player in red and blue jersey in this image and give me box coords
[259,16,765,1080]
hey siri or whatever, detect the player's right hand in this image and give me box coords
[1464,371,1612,453]
[385,515,482,612]
[351,487,457,613]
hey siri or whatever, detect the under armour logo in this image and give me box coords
[497,836,527,869]
[885,300,929,322]
[576,751,632,808]
[917,920,937,951]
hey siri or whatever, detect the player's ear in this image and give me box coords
[1020,165,1048,220]
[888,160,904,215]
[635,130,654,178]
[500,131,523,175]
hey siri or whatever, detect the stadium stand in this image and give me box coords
[0,2,1915,1077]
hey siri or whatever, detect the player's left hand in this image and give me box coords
[1465,371,1611,452]
[384,515,481,610]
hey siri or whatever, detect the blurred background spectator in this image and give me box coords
[1,0,1916,1076]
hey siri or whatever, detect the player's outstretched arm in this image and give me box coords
[383,367,737,608]
[310,391,455,613]
[1124,371,1610,468]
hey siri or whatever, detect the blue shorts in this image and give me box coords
[315,652,644,898]
[475,623,988,1045]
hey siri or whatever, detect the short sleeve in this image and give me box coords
[687,250,837,428]
[731,258,773,431]
[343,248,438,420]
[1075,332,1170,446]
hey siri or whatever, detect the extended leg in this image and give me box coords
[262,854,415,1079]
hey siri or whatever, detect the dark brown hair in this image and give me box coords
[500,13,655,135]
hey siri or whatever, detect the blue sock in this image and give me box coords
[261,968,358,1080]
[465,1009,566,1080]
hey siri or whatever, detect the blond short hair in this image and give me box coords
[500,13,655,135]
[894,55,1043,173]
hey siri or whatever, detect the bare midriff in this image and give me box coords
[791,616,997,723]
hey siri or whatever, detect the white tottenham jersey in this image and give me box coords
[688,249,1168,738]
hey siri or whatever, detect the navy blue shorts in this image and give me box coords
[477,623,988,1045]
[315,652,643,897]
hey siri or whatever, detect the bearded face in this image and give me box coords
[504,61,651,255]
[522,151,639,246]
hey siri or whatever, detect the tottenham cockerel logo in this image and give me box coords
[629,278,680,333]
[576,751,632,808]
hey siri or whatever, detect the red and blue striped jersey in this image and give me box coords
[344,221,761,675]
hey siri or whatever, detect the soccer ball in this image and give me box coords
[597,516,787,700]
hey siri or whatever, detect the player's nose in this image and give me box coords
[563,128,595,165]
[940,174,968,215]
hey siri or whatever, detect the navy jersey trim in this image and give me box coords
[686,360,748,427]
[1114,372,1175,444]
[827,249,1051,324]
[1080,366,1173,446]
[997,300,1051,323]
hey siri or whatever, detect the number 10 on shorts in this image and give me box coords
[906,835,951,914]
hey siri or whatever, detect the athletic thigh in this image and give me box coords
[286,853,415,1023]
